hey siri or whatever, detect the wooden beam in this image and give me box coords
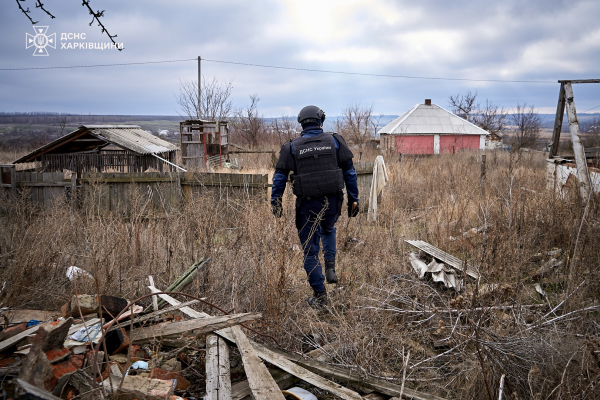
[564,82,592,200]
[231,326,286,400]
[262,344,448,400]
[130,313,260,343]
[148,287,363,400]
[549,82,565,158]
[206,334,231,400]
[557,79,600,84]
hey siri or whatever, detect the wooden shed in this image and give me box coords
[378,99,487,155]
[13,125,180,174]
[180,120,229,168]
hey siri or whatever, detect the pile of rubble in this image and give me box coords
[0,263,447,400]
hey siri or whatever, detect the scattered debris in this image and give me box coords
[409,252,463,291]
[405,239,480,280]
[0,261,448,400]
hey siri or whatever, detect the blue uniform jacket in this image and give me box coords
[271,128,359,215]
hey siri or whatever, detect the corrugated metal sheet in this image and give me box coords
[13,125,179,164]
[378,103,489,136]
[86,125,178,155]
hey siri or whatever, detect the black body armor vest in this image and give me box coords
[290,133,345,198]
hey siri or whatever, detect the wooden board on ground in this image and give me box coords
[405,239,480,279]
[231,325,285,400]
[206,333,231,400]
[266,344,447,400]
[131,313,260,343]
[231,369,298,400]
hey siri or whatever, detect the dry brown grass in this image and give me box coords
[1,150,599,399]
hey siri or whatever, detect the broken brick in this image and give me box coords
[150,368,190,391]
[70,295,98,317]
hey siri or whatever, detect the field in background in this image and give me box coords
[1,150,600,399]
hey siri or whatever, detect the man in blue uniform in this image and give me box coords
[271,105,359,308]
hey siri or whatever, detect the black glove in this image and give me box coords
[272,202,283,218]
[348,201,359,218]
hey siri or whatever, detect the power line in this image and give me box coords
[582,104,600,112]
[202,58,555,84]
[0,56,556,84]
[0,58,196,70]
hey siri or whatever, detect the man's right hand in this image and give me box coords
[348,201,359,218]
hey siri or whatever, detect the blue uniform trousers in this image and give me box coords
[297,212,339,293]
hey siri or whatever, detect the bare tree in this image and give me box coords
[55,116,67,136]
[271,117,300,146]
[472,100,508,136]
[448,91,478,122]
[231,95,264,149]
[509,103,542,150]
[176,76,233,121]
[336,103,376,152]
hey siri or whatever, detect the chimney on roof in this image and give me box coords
[425,99,432,105]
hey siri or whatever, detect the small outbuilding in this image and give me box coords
[13,125,180,174]
[378,99,487,155]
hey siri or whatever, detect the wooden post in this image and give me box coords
[70,172,77,207]
[10,165,17,198]
[205,334,231,400]
[563,82,591,201]
[549,83,565,158]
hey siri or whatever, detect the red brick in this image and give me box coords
[150,368,190,391]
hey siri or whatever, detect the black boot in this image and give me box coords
[324,259,338,284]
[307,290,328,309]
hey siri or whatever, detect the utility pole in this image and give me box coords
[197,55,201,120]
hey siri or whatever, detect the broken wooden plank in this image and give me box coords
[148,287,363,400]
[131,313,260,343]
[405,240,480,279]
[231,326,286,400]
[231,369,297,400]
[206,334,231,400]
[111,300,200,331]
[250,341,362,400]
[264,344,447,400]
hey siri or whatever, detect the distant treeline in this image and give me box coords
[0,114,184,124]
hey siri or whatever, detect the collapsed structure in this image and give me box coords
[12,125,181,175]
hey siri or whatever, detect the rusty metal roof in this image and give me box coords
[378,103,489,136]
[13,125,178,164]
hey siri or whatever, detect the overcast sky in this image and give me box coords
[0,0,599,117]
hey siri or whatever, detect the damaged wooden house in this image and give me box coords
[12,125,181,175]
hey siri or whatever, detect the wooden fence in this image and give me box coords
[0,165,269,215]
[1,162,376,214]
